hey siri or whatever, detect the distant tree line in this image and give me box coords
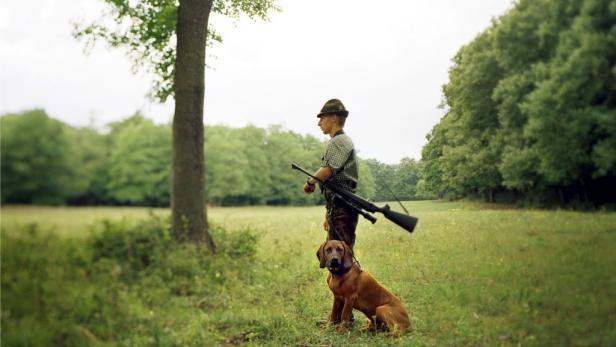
[420,0,616,206]
[6,0,613,208]
[0,109,426,206]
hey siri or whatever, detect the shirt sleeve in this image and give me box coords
[321,138,350,172]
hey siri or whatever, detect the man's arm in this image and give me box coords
[303,166,333,194]
[309,166,333,184]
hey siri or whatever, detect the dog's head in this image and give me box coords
[316,240,354,273]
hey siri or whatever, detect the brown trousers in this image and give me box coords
[326,203,359,250]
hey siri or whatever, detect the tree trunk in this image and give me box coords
[171,0,215,250]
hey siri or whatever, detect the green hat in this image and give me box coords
[317,98,349,117]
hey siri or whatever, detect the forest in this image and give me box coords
[2,0,615,209]
[0,110,424,206]
[420,0,616,206]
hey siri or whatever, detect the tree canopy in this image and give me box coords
[1,110,87,204]
[73,0,279,101]
[1,110,416,206]
[420,0,616,206]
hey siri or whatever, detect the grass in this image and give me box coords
[1,201,615,346]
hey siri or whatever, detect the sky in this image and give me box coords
[0,0,515,164]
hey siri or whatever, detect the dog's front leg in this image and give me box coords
[337,295,357,334]
[328,296,343,325]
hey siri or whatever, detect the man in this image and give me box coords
[304,98,359,249]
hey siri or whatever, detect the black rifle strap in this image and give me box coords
[381,179,410,216]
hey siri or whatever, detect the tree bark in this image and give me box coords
[172,0,215,250]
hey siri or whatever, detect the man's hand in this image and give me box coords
[303,166,332,195]
[303,181,316,194]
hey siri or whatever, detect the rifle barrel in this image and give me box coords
[291,163,417,233]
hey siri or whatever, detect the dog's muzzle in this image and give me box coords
[328,257,340,270]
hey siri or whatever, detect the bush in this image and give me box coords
[1,216,261,346]
[1,225,107,346]
[91,214,171,275]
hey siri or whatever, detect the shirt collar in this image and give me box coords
[334,130,345,137]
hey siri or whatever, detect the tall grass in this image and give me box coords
[2,201,615,346]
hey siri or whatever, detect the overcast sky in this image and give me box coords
[0,0,514,164]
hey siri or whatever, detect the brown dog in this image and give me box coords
[316,240,411,334]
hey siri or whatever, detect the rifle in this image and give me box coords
[291,163,418,234]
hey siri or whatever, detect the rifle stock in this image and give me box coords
[291,163,418,234]
[378,205,418,233]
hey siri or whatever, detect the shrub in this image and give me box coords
[1,216,261,346]
[91,214,171,274]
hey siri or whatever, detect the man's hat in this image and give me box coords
[317,98,349,117]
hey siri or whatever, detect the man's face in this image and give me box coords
[318,114,336,134]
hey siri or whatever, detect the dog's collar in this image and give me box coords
[330,261,361,278]
[330,268,351,280]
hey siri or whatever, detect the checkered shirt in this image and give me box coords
[320,131,358,195]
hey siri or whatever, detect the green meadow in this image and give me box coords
[2,201,615,346]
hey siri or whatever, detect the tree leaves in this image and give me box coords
[73,0,279,101]
[422,0,616,205]
[0,110,89,204]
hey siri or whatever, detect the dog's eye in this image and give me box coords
[326,248,332,254]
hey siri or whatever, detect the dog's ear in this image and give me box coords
[342,241,354,270]
[316,242,326,268]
